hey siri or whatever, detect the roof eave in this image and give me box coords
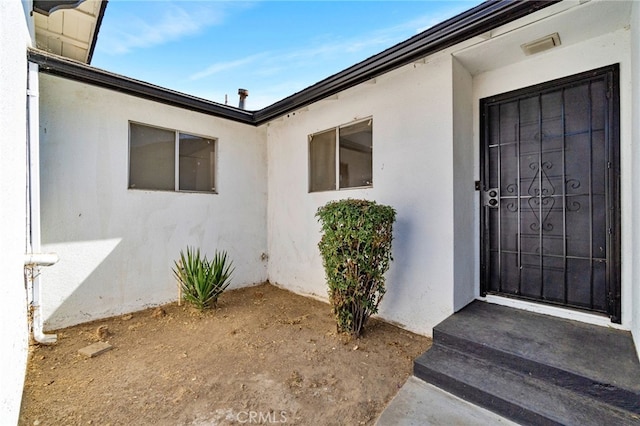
[252,0,561,125]
[28,0,561,127]
[28,49,255,125]
[33,0,84,16]
[87,1,109,65]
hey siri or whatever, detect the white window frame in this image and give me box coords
[128,121,218,194]
[308,117,373,193]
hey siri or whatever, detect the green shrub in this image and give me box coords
[316,199,396,337]
[173,247,234,310]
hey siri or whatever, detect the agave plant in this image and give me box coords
[173,247,234,310]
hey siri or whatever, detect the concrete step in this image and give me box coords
[413,301,640,425]
[415,345,639,425]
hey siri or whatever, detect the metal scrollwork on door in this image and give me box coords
[566,200,581,212]
[480,65,620,320]
[566,178,581,191]
[505,181,519,212]
[565,178,582,212]
[528,197,555,231]
[527,161,555,231]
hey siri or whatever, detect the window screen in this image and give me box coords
[129,122,217,193]
[309,119,372,192]
[339,120,372,188]
[309,129,336,192]
[129,123,175,191]
[179,134,216,192]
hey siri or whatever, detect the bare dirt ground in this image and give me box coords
[19,283,431,425]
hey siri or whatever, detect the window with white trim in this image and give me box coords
[308,119,373,192]
[129,122,217,193]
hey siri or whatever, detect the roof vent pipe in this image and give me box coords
[238,88,248,109]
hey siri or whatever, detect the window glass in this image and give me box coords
[129,122,217,194]
[129,123,175,190]
[309,129,336,192]
[179,134,216,192]
[339,120,372,188]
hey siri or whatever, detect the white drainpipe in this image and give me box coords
[26,61,58,344]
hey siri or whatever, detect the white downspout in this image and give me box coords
[26,61,58,344]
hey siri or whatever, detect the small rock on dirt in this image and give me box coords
[96,325,111,340]
[121,314,133,321]
[78,341,113,358]
[151,307,166,318]
[287,370,303,388]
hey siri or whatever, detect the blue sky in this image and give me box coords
[92,1,482,110]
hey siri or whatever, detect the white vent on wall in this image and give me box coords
[521,33,561,56]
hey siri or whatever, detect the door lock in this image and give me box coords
[484,188,499,207]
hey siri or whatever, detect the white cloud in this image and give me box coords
[184,6,468,106]
[189,53,270,80]
[270,10,460,68]
[117,1,479,109]
[98,3,228,55]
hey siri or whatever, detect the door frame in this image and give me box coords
[479,64,621,323]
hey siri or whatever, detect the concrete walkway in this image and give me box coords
[375,376,519,426]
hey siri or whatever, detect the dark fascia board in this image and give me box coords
[87,1,109,65]
[33,0,84,16]
[28,0,560,127]
[28,49,255,125]
[252,0,561,125]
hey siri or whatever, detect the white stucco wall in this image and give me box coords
[266,2,635,337]
[0,0,33,422]
[470,28,633,327]
[631,0,640,357]
[39,75,268,330]
[452,57,475,311]
[267,54,458,336]
[30,0,638,355]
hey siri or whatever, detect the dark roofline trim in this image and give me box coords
[252,0,560,125]
[87,0,109,65]
[29,0,561,127]
[33,0,84,16]
[28,49,255,125]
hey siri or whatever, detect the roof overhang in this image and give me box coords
[453,0,632,76]
[252,0,561,124]
[28,48,255,125]
[33,0,107,64]
[28,0,562,125]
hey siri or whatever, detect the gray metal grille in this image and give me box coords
[481,66,620,321]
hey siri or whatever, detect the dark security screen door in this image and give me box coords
[480,65,620,322]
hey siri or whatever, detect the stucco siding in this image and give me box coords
[452,57,476,311]
[631,0,640,358]
[31,0,640,353]
[39,75,268,330]
[0,0,33,422]
[267,54,457,336]
[266,6,635,336]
